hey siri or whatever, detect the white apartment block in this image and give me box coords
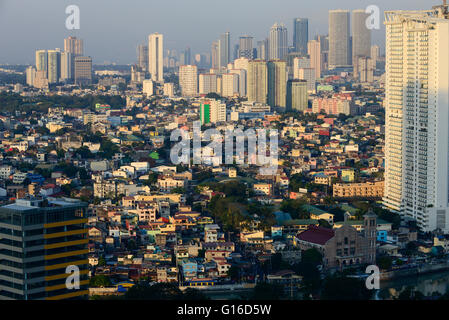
[148,33,164,82]
[179,65,198,97]
[199,73,217,95]
[221,73,239,97]
[383,6,449,232]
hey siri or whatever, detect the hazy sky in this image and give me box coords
[0,0,442,65]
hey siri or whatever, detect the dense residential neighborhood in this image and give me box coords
[2,2,449,302]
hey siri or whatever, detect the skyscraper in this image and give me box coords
[137,44,148,71]
[148,33,164,82]
[64,36,83,56]
[293,57,310,79]
[184,47,191,65]
[219,32,230,69]
[179,65,198,97]
[199,73,218,95]
[233,57,249,97]
[267,60,287,108]
[293,18,309,55]
[297,67,316,93]
[257,39,268,60]
[329,10,351,69]
[248,60,268,103]
[60,51,73,82]
[238,36,254,59]
[211,41,219,69]
[35,50,48,76]
[269,23,288,60]
[308,40,322,78]
[370,45,380,65]
[0,197,89,300]
[26,66,36,86]
[357,56,374,83]
[287,79,308,111]
[47,49,60,84]
[74,56,92,85]
[222,73,239,97]
[383,5,449,232]
[352,9,372,66]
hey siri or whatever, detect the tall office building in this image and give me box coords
[47,50,60,84]
[211,41,219,69]
[137,44,148,71]
[352,9,372,67]
[222,73,239,97]
[0,197,89,300]
[267,60,287,108]
[257,39,268,60]
[26,66,36,86]
[199,73,218,95]
[184,47,191,65]
[64,36,83,56]
[318,35,330,72]
[269,23,288,60]
[179,65,198,97]
[233,44,240,61]
[371,45,380,65]
[307,40,322,78]
[60,52,73,82]
[74,56,92,85]
[298,68,316,93]
[148,33,164,82]
[329,10,351,69]
[218,32,230,69]
[293,18,309,55]
[233,58,249,97]
[35,50,48,76]
[230,69,246,97]
[357,56,374,83]
[238,36,254,59]
[287,79,308,111]
[248,60,268,103]
[383,5,449,232]
[293,57,310,79]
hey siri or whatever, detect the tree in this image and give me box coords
[127,239,137,251]
[251,283,283,300]
[302,249,322,266]
[321,275,372,300]
[377,256,392,270]
[90,275,112,287]
[181,288,209,300]
[280,199,309,219]
[99,139,120,160]
[124,283,183,300]
[75,146,94,159]
[318,219,332,229]
[205,92,222,100]
[397,287,424,300]
[227,266,240,281]
[171,187,186,194]
[98,256,106,267]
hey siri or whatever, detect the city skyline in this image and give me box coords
[0,0,442,65]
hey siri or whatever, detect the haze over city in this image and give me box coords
[0,0,441,64]
[3,0,449,307]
